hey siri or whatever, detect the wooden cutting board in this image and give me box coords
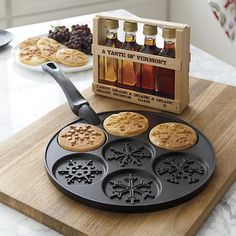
[1,77,236,236]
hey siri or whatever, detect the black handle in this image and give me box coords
[42,62,101,125]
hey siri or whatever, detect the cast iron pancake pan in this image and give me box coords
[45,110,216,212]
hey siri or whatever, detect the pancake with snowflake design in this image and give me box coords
[58,124,105,152]
[56,48,88,67]
[149,122,197,150]
[37,37,64,63]
[103,112,149,137]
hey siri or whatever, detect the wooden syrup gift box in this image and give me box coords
[92,14,190,114]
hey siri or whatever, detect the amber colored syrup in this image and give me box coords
[138,38,161,94]
[99,33,122,86]
[157,41,175,99]
[118,35,141,90]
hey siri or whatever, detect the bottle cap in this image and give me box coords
[143,24,157,35]
[162,28,176,38]
[123,21,138,32]
[105,19,119,29]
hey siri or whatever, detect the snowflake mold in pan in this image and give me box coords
[58,159,103,184]
[45,110,215,213]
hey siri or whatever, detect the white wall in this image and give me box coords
[127,0,168,20]
[169,0,236,67]
[0,0,6,28]
[1,0,167,28]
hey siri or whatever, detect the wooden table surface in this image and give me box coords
[0,77,236,236]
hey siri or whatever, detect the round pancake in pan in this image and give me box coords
[149,122,197,150]
[103,112,149,137]
[58,124,105,152]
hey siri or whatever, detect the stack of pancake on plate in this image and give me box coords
[19,37,88,67]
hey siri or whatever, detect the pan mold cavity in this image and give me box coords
[53,153,107,186]
[102,138,155,167]
[153,152,208,185]
[102,169,161,205]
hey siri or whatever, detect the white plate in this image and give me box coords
[11,37,93,73]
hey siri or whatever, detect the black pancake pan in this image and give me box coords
[42,62,216,212]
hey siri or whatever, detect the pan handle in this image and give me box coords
[42,62,101,125]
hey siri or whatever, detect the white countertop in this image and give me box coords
[0,9,236,236]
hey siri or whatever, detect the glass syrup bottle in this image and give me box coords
[138,24,161,94]
[118,21,141,89]
[156,28,176,99]
[99,19,122,85]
